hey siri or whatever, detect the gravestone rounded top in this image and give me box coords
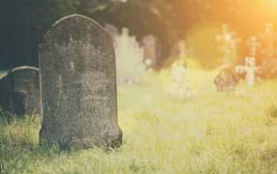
[0,66,39,81]
[42,14,112,52]
[39,14,121,148]
[11,66,39,72]
[40,14,116,76]
[52,14,101,27]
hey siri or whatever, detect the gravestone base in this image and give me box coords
[39,125,122,149]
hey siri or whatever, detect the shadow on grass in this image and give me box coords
[0,113,76,172]
[0,112,124,173]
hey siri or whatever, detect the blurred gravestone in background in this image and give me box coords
[216,24,239,67]
[114,28,147,84]
[259,23,277,64]
[39,14,122,148]
[104,23,120,42]
[167,60,192,99]
[214,66,240,92]
[141,34,161,70]
[0,66,40,116]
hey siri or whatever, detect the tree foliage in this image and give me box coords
[0,0,273,69]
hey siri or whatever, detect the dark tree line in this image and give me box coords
[0,0,273,69]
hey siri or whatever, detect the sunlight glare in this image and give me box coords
[265,0,277,16]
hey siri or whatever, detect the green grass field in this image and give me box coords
[1,69,277,173]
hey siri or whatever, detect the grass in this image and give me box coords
[1,69,277,173]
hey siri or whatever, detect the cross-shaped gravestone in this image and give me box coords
[39,14,122,149]
[216,24,239,66]
[247,36,260,58]
[236,57,258,87]
[259,23,277,61]
[177,40,186,58]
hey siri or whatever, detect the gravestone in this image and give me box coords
[167,60,191,99]
[259,23,277,62]
[214,66,240,92]
[236,57,258,87]
[216,24,239,66]
[169,40,190,59]
[177,40,187,58]
[0,66,40,116]
[39,14,122,148]
[141,35,161,69]
[114,28,146,84]
[247,36,260,58]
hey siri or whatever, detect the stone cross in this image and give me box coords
[39,14,122,148]
[0,66,40,116]
[178,40,186,58]
[216,24,239,65]
[247,36,260,58]
[236,57,258,87]
[259,23,277,61]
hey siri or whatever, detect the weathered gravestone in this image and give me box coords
[39,14,122,148]
[0,66,40,116]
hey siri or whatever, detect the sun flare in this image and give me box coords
[265,0,277,17]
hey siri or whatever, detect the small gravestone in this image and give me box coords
[0,66,40,116]
[39,14,122,148]
[167,60,191,99]
[141,35,161,69]
[236,57,258,87]
[214,66,239,92]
